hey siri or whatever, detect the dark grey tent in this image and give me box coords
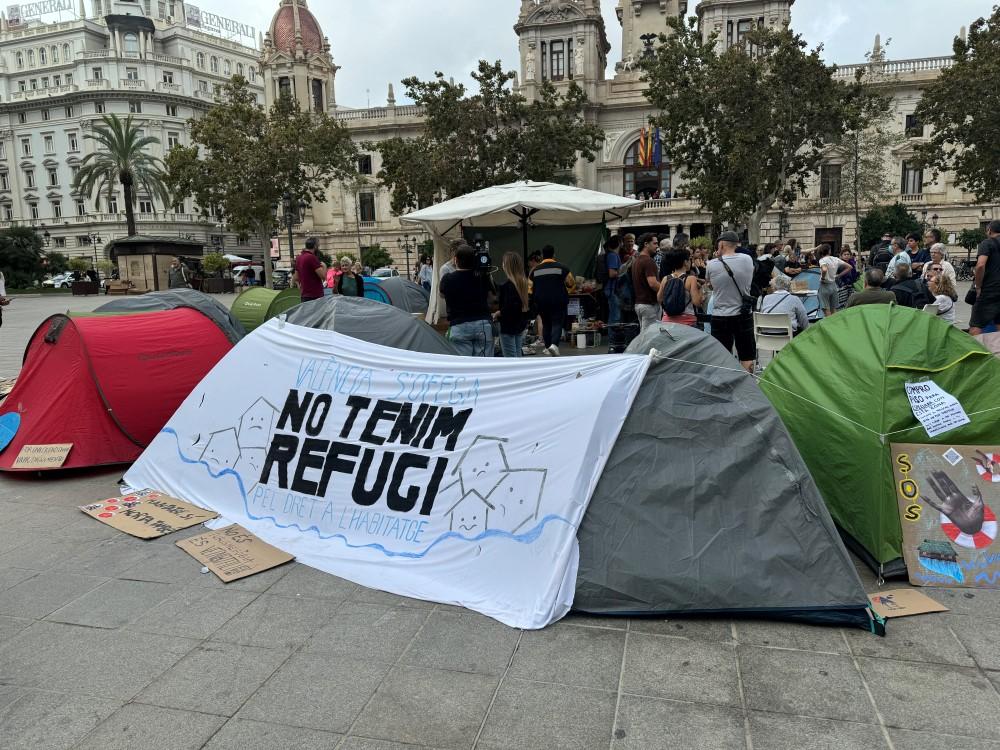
[375,276,430,314]
[575,324,881,633]
[96,288,246,345]
[284,295,457,355]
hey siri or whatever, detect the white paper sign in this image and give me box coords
[124,321,649,629]
[905,380,971,438]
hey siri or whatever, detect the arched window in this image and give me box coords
[236,62,244,76]
[63,43,71,61]
[223,59,231,76]
[15,51,23,68]
[248,65,256,82]
[27,49,35,66]
[210,56,219,73]
[51,46,59,63]
[123,33,138,54]
[623,139,671,199]
[196,51,205,69]
[39,47,47,64]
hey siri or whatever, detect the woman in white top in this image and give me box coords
[921,243,957,285]
[927,272,957,325]
[0,270,8,328]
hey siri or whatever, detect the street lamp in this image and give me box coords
[40,226,51,247]
[86,231,103,278]
[272,192,307,265]
[931,213,939,227]
[396,234,416,280]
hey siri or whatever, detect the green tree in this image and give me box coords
[858,203,921,252]
[371,61,604,214]
[958,227,987,251]
[0,226,45,289]
[361,244,393,270]
[915,7,1000,201]
[74,114,171,237]
[44,251,70,275]
[641,18,869,242]
[166,77,358,288]
[68,257,91,273]
[201,252,229,278]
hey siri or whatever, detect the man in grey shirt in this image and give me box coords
[707,231,756,372]
[758,275,809,334]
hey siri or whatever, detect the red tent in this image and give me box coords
[0,308,232,471]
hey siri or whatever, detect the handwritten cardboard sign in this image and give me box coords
[176,524,294,582]
[904,380,971,438]
[80,489,218,539]
[12,443,72,469]
[868,589,949,619]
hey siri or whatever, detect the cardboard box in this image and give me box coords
[177,524,294,583]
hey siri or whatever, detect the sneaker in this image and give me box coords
[542,346,553,356]
[547,345,560,357]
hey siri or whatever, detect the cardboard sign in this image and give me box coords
[892,443,1000,588]
[904,380,971,438]
[79,489,218,539]
[0,378,15,398]
[868,589,949,619]
[12,443,72,469]
[176,524,294,582]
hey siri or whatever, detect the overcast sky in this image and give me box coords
[212,0,994,107]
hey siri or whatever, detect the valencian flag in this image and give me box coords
[637,128,649,168]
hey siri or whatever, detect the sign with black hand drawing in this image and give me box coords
[124,321,650,628]
[892,443,1000,588]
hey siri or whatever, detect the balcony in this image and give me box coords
[78,50,112,59]
[147,53,187,65]
[359,221,377,229]
[156,82,182,94]
[833,56,954,80]
[900,193,925,203]
[6,85,77,102]
[120,78,147,90]
[86,79,110,90]
[193,89,217,101]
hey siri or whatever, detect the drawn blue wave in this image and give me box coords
[158,427,571,559]
[974,571,1000,585]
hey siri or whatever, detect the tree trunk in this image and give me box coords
[122,176,137,237]
[748,204,768,245]
[258,227,274,290]
[853,146,862,253]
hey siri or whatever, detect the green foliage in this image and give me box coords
[44,251,70,275]
[858,203,921,251]
[68,256,91,273]
[0,226,45,288]
[690,236,714,251]
[315,250,334,267]
[74,114,170,237]
[166,78,359,278]
[641,18,870,241]
[201,252,230,277]
[370,61,604,214]
[96,259,116,275]
[958,227,987,251]
[915,7,1000,201]
[418,239,434,258]
[361,244,394,270]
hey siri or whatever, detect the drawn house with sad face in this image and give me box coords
[446,492,493,536]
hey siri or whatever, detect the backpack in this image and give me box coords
[615,257,636,311]
[873,249,893,270]
[661,274,688,317]
[595,252,609,285]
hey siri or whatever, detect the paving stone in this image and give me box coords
[352,665,499,748]
[478,677,616,750]
[844,615,973,667]
[137,642,292,716]
[45,579,176,629]
[948,615,1000,671]
[621,633,741,707]
[735,620,848,654]
[560,611,628,630]
[0,571,108,619]
[211,594,338,649]
[339,739,439,750]
[889,728,1000,749]
[265,563,360,599]
[238,653,390,733]
[52,517,123,544]
[54,536,154,577]
[74,703,226,750]
[610,694,745,750]
[859,657,1000,740]
[400,610,519,675]
[128,583,258,639]
[348,586,435,609]
[0,621,196,699]
[748,711,889,749]
[629,616,734,642]
[191,560,292,593]
[930,588,1000,619]
[0,567,37,592]
[508,622,624,690]
[304,602,428,662]
[739,645,876,723]
[0,616,32,645]
[0,685,22,711]
[0,689,122,750]
[116,545,205,585]
[204,718,343,749]
[0,535,90,571]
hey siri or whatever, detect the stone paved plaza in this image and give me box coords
[0,292,996,750]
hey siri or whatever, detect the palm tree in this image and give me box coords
[74,114,171,237]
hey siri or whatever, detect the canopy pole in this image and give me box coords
[522,214,529,266]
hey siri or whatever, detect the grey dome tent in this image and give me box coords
[95,288,245,344]
[284,295,457,355]
[375,276,430,314]
[575,324,881,632]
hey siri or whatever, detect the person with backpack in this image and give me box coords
[597,236,623,325]
[658,248,703,327]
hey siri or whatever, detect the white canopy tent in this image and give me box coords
[400,181,643,322]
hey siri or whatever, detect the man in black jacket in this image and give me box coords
[529,245,575,356]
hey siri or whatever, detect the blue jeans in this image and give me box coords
[449,320,494,357]
[606,292,621,325]
[499,333,523,357]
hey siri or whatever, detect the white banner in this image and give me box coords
[125,321,649,628]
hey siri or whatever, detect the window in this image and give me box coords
[358,155,373,175]
[905,114,924,138]
[53,75,61,86]
[129,100,142,113]
[158,0,166,17]
[173,200,185,213]
[550,40,566,79]
[224,59,231,76]
[63,44,70,61]
[0,141,5,160]
[359,192,376,223]
[18,113,26,124]
[52,200,61,218]
[76,199,86,216]
[3,205,12,221]
[124,33,138,55]
[77,235,92,245]
[24,169,34,188]
[108,196,118,213]
[41,78,49,89]
[65,73,72,85]
[68,132,78,151]
[311,79,324,112]
[18,80,26,91]
[278,76,291,99]
[27,49,34,66]
[15,51,23,69]
[0,173,8,190]
[737,18,753,46]
[236,63,244,76]
[44,135,54,153]
[52,45,59,63]
[167,132,180,150]
[65,105,73,118]
[623,138,671,199]
[39,47,46,64]
[196,52,205,69]
[901,161,923,195]
[162,71,173,84]
[29,201,39,220]
[210,56,219,73]
[71,165,80,182]
[126,67,139,80]
[53,237,66,248]
[95,101,105,113]
[248,65,256,82]
[198,80,209,92]
[21,138,31,156]
[166,104,178,116]
[91,67,103,80]
[48,167,58,186]
[139,199,153,213]
[41,108,49,121]
[29,79,37,90]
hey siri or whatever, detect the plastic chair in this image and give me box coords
[753,312,794,365]
[921,303,940,315]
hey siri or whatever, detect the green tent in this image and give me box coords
[231,288,301,332]
[759,305,1000,575]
